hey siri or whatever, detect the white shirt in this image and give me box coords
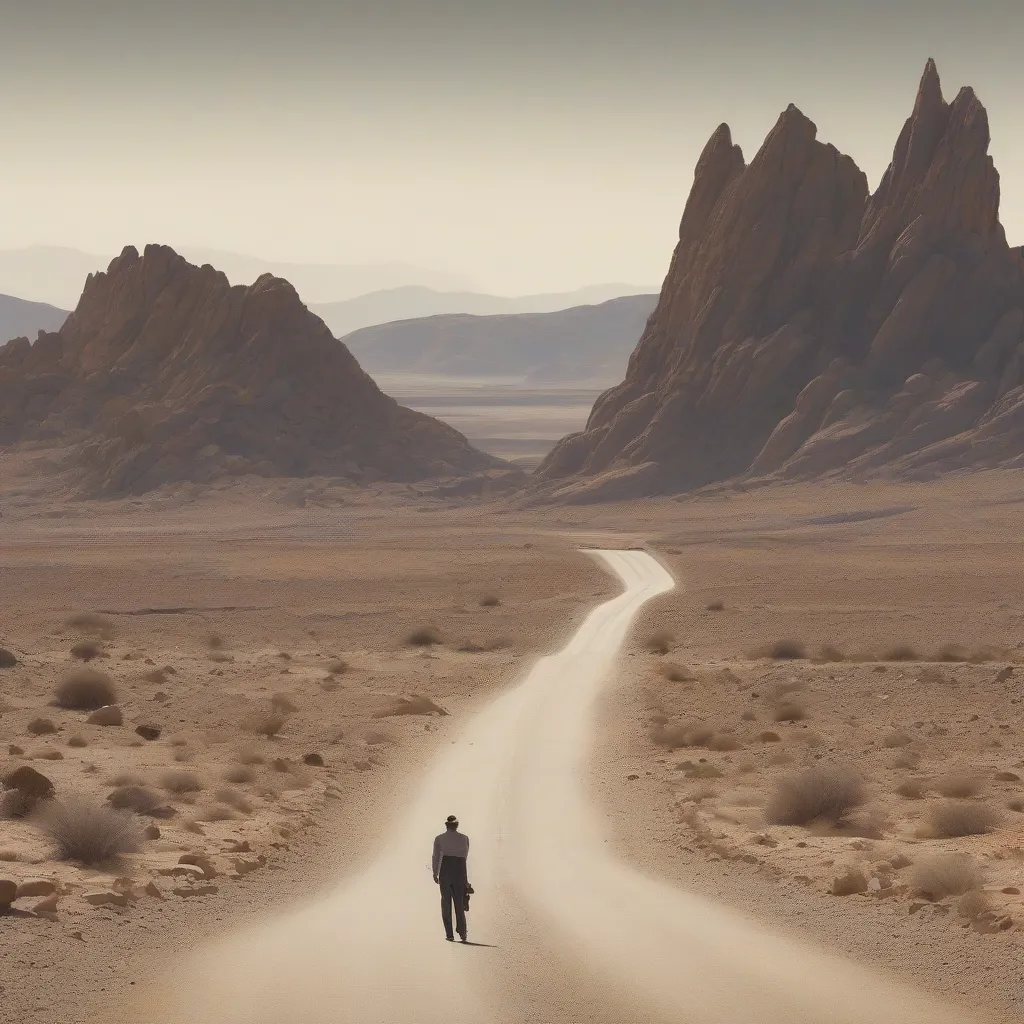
[432,829,470,875]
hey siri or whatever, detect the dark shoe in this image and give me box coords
[459,934,468,943]
[445,935,455,942]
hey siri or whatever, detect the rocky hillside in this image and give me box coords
[535,60,1024,501]
[0,245,498,495]
[338,294,657,383]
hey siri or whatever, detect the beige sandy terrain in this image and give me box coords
[3,452,1024,1023]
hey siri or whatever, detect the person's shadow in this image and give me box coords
[459,940,498,948]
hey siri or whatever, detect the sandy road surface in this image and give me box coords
[150,550,982,1024]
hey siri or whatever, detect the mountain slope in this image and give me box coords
[0,245,498,495]
[339,295,658,383]
[0,293,69,343]
[534,60,1024,501]
[312,284,655,339]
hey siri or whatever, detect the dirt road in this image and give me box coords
[152,550,982,1024]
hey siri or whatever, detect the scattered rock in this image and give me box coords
[2,765,55,811]
[143,824,161,840]
[973,912,1014,934]
[33,893,59,917]
[372,695,449,718]
[134,723,162,741]
[830,867,869,896]
[35,748,64,761]
[7,745,24,756]
[303,753,325,767]
[272,758,291,773]
[26,718,58,736]
[144,881,164,899]
[225,839,251,853]
[178,854,217,879]
[0,649,18,668]
[86,705,123,726]
[83,890,129,908]
[15,879,56,899]
[0,879,16,907]
[995,667,1014,682]
[1001,886,1020,895]
[995,771,1021,782]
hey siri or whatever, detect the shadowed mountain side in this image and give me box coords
[0,245,500,496]
[312,284,655,341]
[338,295,658,383]
[0,293,69,344]
[532,60,1024,503]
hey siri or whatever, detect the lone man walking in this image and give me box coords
[432,814,469,942]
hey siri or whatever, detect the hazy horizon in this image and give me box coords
[3,1,1023,295]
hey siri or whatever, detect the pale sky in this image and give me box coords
[2,1,1023,295]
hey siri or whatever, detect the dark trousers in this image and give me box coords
[438,855,467,938]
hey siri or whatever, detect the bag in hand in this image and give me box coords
[464,883,474,912]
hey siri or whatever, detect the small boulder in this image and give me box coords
[995,771,1021,782]
[87,705,123,726]
[303,753,325,767]
[83,890,129,907]
[35,748,64,761]
[134,723,161,741]
[27,718,58,736]
[143,824,161,840]
[178,854,217,879]
[830,868,869,896]
[995,667,1015,682]
[372,695,449,718]
[16,879,57,899]
[172,884,219,898]
[2,765,55,806]
[144,880,163,899]
[0,879,17,907]
[0,649,18,668]
[7,744,24,756]
[225,839,251,853]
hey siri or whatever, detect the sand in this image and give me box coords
[2,456,1023,1022]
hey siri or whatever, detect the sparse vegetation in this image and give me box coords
[245,711,287,737]
[647,630,675,655]
[817,644,845,663]
[935,774,983,798]
[767,639,806,661]
[205,632,224,650]
[708,734,743,752]
[659,662,693,682]
[237,748,265,766]
[883,645,918,662]
[65,613,116,640]
[67,734,88,748]
[200,803,237,822]
[896,778,926,799]
[270,693,298,713]
[160,770,204,794]
[928,800,1001,838]
[107,785,163,814]
[214,788,254,813]
[957,889,991,920]
[910,852,982,899]
[35,794,141,865]
[223,765,257,784]
[882,730,913,748]
[27,717,58,736]
[772,701,805,723]
[54,668,117,710]
[705,600,725,612]
[764,765,864,826]
[326,660,349,675]
[406,626,442,647]
[936,644,970,663]
[70,640,105,662]
[479,595,501,607]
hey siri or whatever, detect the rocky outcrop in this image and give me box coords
[0,246,498,494]
[535,61,1024,499]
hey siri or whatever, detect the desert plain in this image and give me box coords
[1,439,1023,1023]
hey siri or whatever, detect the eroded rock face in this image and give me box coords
[535,60,1024,498]
[0,246,497,495]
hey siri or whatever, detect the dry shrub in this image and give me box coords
[882,730,912,748]
[107,785,163,814]
[237,747,265,766]
[223,765,256,784]
[65,613,116,640]
[957,889,992,920]
[70,640,105,662]
[708,734,742,752]
[740,709,757,722]
[172,747,195,763]
[277,651,291,660]
[35,794,141,865]
[917,666,948,685]
[406,626,442,647]
[245,711,287,738]
[772,701,805,723]
[214,788,254,813]
[160,770,204,794]
[936,644,970,663]
[968,648,995,664]
[891,751,921,770]
[270,693,298,713]
[27,718,58,736]
[928,800,1001,838]
[326,660,349,675]
[817,645,845,663]
[479,595,501,607]
[935,774,983,798]
[764,765,864,826]
[910,852,982,899]
[659,662,693,682]
[200,803,237,822]
[897,779,926,799]
[705,600,725,612]
[685,724,715,748]
[205,632,224,650]
[758,731,782,743]
[1,789,34,819]
[106,771,145,787]
[650,723,690,750]
[767,639,806,661]
[142,668,167,684]
[883,645,918,662]
[67,734,88,748]
[647,630,674,655]
[681,762,723,780]
[684,782,719,803]
[54,668,116,710]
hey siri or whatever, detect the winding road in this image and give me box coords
[159,549,977,1024]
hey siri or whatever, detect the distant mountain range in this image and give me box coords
[311,283,654,339]
[0,292,69,344]
[338,294,658,383]
[0,246,479,308]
